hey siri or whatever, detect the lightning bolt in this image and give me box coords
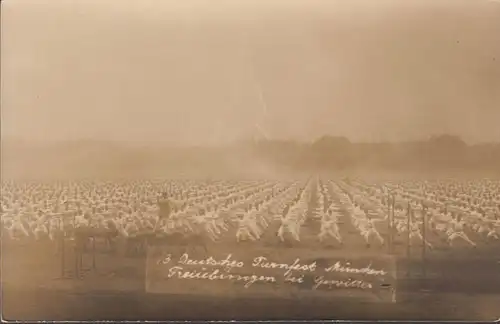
[256,79,268,117]
[255,122,269,140]
[249,50,270,142]
[254,78,270,141]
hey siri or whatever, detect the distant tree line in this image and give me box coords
[3,135,500,178]
[251,134,500,173]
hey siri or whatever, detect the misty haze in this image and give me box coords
[1,0,500,321]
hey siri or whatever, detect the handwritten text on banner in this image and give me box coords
[146,247,397,302]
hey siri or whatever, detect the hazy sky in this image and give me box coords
[2,0,499,145]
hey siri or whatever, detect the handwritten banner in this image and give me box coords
[146,246,397,303]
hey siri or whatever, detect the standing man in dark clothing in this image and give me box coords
[154,192,171,231]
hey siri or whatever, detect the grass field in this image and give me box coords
[2,218,500,321]
[2,178,500,320]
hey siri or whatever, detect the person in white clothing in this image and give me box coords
[358,215,386,247]
[318,210,343,244]
[236,213,257,242]
[408,221,434,249]
[446,218,476,247]
[277,212,301,242]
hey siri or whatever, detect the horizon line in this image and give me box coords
[2,134,500,147]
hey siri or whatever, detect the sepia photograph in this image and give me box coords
[1,0,500,321]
